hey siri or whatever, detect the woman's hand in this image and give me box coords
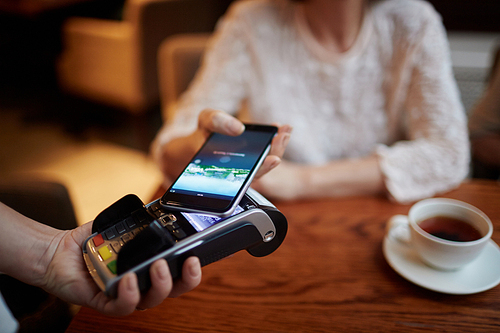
[159,109,292,181]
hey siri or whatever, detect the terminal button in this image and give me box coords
[116,222,126,234]
[105,227,117,240]
[107,260,117,274]
[125,216,137,229]
[98,246,113,261]
[93,234,104,247]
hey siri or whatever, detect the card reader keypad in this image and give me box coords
[88,209,187,275]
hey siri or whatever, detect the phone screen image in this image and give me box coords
[181,205,245,232]
[162,125,277,215]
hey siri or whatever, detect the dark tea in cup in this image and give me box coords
[418,216,482,242]
[396,198,493,270]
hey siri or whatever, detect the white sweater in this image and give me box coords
[153,0,469,203]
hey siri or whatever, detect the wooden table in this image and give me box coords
[66,179,500,332]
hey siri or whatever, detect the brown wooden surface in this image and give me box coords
[66,179,500,332]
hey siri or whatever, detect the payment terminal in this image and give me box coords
[82,188,287,297]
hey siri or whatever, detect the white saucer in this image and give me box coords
[383,234,500,294]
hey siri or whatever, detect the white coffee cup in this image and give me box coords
[387,198,493,271]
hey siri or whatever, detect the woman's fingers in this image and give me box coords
[270,124,292,158]
[198,109,245,136]
[255,124,292,178]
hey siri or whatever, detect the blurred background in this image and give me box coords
[0,1,499,331]
[0,0,499,226]
[0,0,233,225]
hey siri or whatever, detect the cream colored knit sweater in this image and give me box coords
[153,0,469,203]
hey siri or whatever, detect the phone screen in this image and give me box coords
[161,124,277,216]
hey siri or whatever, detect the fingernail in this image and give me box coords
[270,158,281,170]
[282,133,291,147]
[228,119,244,134]
[127,273,137,291]
[189,259,201,278]
[219,114,244,134]
[156,260,169,281]
[282,125,293,134]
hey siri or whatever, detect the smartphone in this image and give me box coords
[160,124,278,217]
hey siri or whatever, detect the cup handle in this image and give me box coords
[386,214,411,244]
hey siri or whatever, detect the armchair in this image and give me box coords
[57,0,233,114]
[157,32,249,124]
[157,33,210,123]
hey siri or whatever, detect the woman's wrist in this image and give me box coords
[304,156,385,198]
